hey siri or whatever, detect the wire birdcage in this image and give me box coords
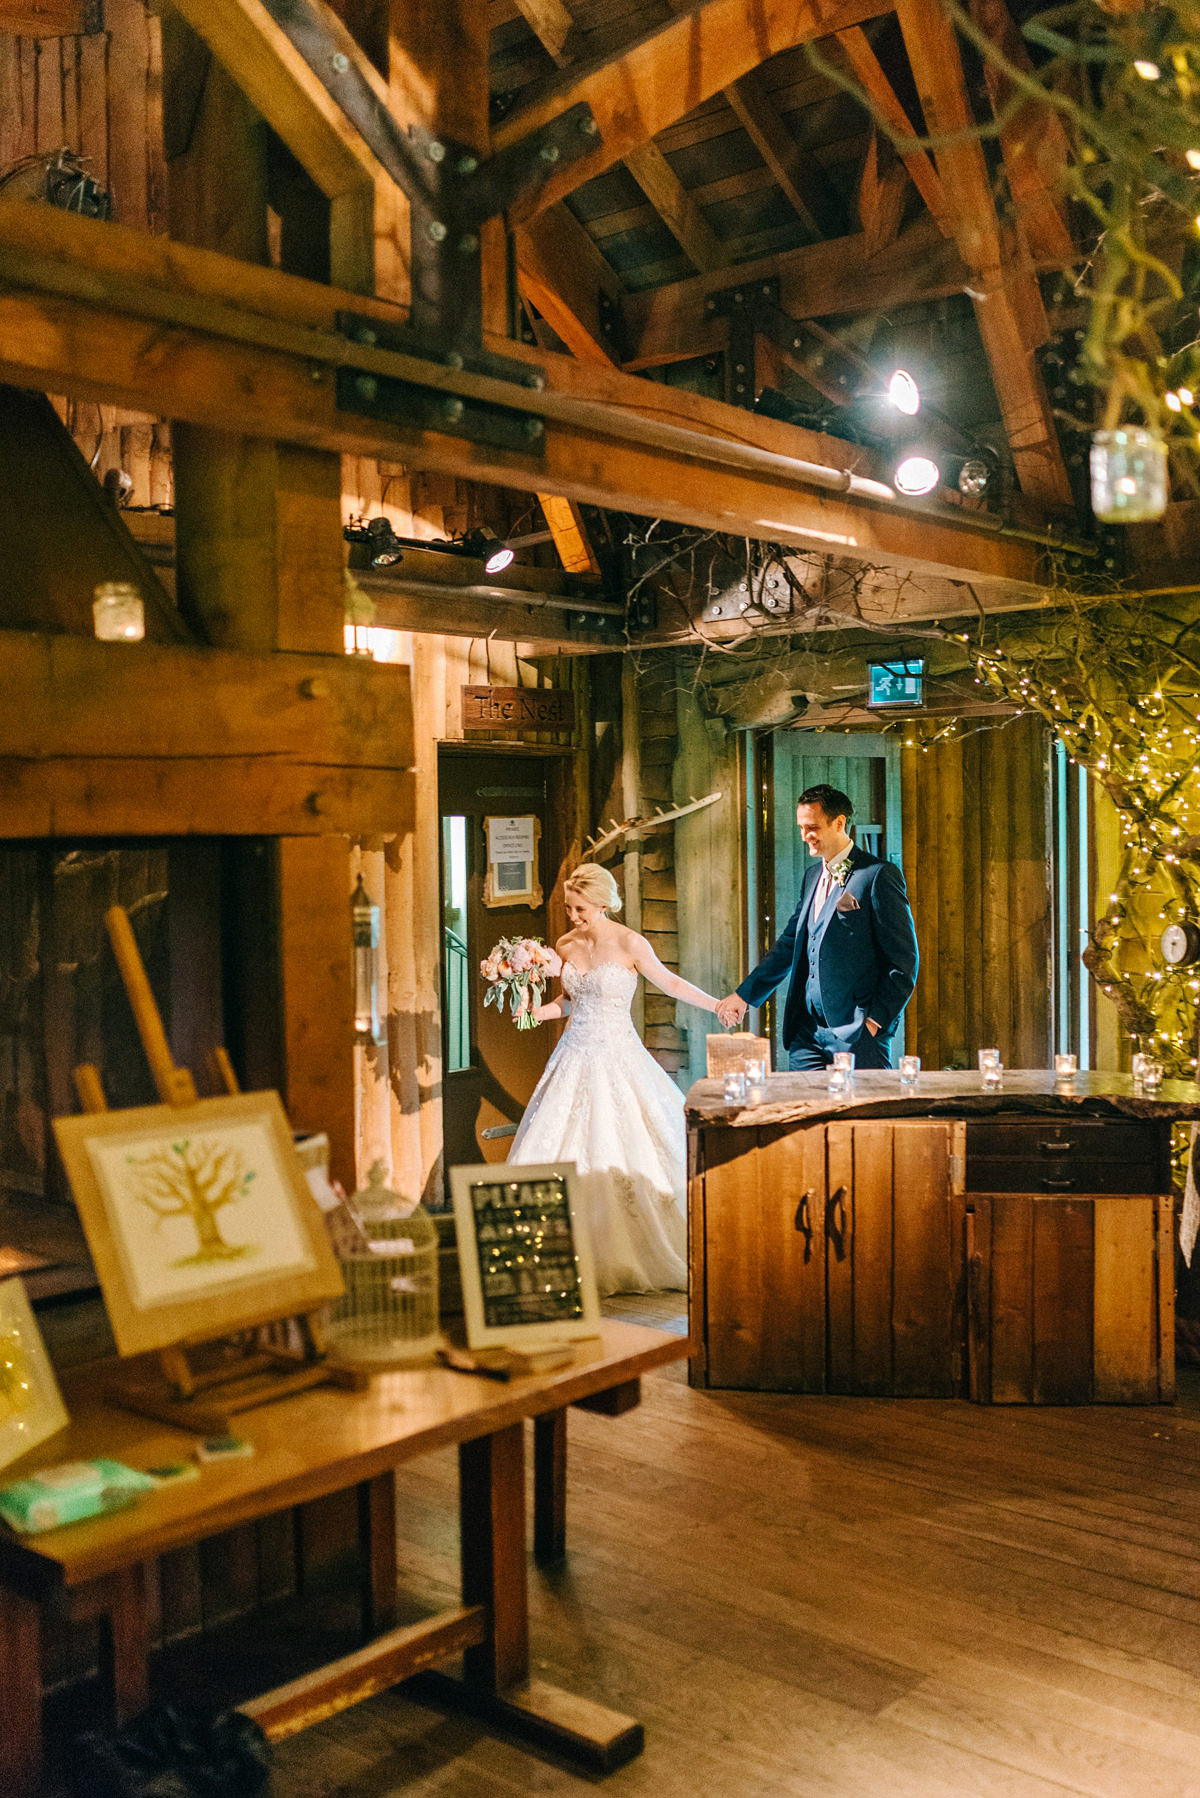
[326,1164,440,1364]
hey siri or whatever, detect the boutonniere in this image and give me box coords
[830,860,851,889]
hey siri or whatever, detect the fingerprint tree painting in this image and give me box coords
[124,1137,259,1266]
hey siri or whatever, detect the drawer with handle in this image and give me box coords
[965,1117,1170,1194]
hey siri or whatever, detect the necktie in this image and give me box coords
[814,866,832,917]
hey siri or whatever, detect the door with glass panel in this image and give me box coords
[438,750,555,1171]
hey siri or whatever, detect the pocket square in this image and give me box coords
[835,892,860,912]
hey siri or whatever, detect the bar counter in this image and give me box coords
[685,1071,1200,1405]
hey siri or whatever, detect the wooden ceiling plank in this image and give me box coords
[168,0,382,200]
[622,216,969,368]
[966,0,1074,268]
[833,26,950,235]
[723,66,822,237]
[624,141,725,272]
[895,0,1071,506]
[0,203,1051,598]
[493,0,891,222]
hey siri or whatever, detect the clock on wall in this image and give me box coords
[1161,921,1200,967]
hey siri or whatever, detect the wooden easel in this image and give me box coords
[75,905,364,1435]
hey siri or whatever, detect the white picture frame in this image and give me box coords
[449,1161,600,1349]
[0,1276,69,1476]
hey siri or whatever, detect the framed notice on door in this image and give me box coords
[483,814,542,909]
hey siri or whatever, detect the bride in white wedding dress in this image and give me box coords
[507,862,721,1296]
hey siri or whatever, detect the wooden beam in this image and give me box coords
[0,203,1056,597]
[512,0,577,65]
[624,142,725,273]
[515,205,620,366]
[622,216,968,369]
[0,0,85,31]
[967,0,1074,268]
[167,0,382,201]
[492,0,889,222]
[895,0,1072,507]
[537,494,601,574]
[834,26,950,234]
[0,631,415,837]
[857,130,909,254]
[723,67,822,238]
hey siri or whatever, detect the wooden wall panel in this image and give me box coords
[901,713,1051,1073]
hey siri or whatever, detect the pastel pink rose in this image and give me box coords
[510,946,533,972]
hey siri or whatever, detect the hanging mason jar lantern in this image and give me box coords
[92,580,145,640]
[1090,427,1168,523]
[351,873,383,1044]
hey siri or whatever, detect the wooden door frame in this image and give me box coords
[436,743,576,1178]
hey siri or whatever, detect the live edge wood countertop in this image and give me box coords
[685,1069,1200,1130]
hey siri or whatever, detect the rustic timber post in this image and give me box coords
[162,18,357,1186]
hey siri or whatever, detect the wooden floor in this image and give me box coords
[264,1302,1200,1798]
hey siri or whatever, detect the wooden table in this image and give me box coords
[687,1071,1200,1402]
[0,1320,688,1795]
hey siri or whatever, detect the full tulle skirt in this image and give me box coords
[509,1013,687,1296]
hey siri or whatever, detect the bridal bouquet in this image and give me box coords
[480,936,562,1030]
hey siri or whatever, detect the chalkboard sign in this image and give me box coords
[449,1161,601,1349]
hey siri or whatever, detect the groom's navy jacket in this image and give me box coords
[736,844,918,1052]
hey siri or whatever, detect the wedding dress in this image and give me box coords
[507,961,687,1295]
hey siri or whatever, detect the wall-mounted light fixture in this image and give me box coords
[351,874,384,1045]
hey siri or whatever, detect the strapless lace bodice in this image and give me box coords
[560,960,639,1048]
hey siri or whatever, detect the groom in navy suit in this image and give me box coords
[717,784,918,1070]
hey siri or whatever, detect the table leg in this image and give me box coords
[0,1582,43,1797]
[413,1422,642,1772]
[104,1566,150,1724]
[358,1470,399,1636]
[459,1423,528,1692]
[533,1409,567,1566]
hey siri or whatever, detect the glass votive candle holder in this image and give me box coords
[92,580,145,641]
[722,1069,746,1104]
[1131,1051,1148,1081]
[899,1054,920,1086]
[982,1057,1004,1090]
[832,1051,854,1074]
[1054,1052,1077,1082]
[1139,1057,1163,1093]
[744,1058,767,1104]
[978,1048,1000,1071]
[827,1066,848,1095]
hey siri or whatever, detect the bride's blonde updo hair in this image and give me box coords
[564,862,622,914]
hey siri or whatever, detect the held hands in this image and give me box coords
[715,994,747,1029]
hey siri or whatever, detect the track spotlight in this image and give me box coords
[892,447,941,496]
[957,446,1000,498]
[362,517,405,566]
[887,369,921,416]
[460,527,515,573]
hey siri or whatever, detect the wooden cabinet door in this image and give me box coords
[969,1191,1173,1403]
[827,1120,965,1398]
[700,1124,827,1391]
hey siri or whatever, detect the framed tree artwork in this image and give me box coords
[53,1092,343,1357]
